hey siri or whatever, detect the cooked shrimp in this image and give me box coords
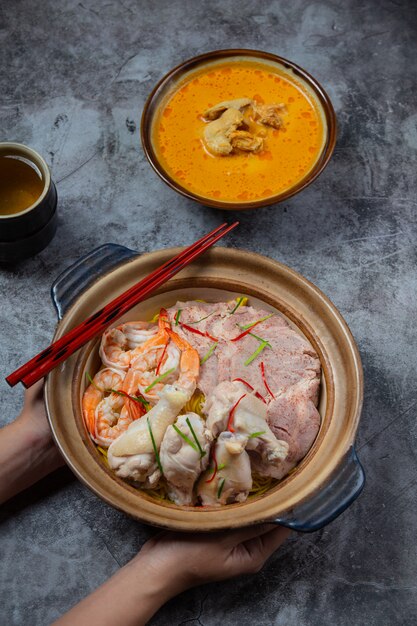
[122,321,159,348]
[122,333,172,404]
[82,368,124,436]
[95,390,148,447]
[95,394,131,447]
[99,321,158,371]
[166,328,200,394]
[120,309,178,404]
[130,342,180,403]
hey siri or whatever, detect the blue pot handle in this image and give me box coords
[51,243,138,319]
[272,446,365,532]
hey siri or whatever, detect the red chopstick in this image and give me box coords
[6,222,238,389]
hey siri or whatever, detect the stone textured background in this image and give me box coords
[1,0,416,624]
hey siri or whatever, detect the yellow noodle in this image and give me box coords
[182,389,205,417]
[249,474,278,498]
[96,446,109,466]
[145,483,170,500]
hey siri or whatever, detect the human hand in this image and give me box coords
[0,381,64,504]
[136,524,291,597]
[16,381,58,446]
[55,525,291,625]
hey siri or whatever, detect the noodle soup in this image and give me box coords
[82,298,321,507]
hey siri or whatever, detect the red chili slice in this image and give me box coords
[155,342,168,376]
[231,318,269,342]
[205,446,218,483]
[180,323,218,342]
[227,394,247,432]
[260,361,275,400]
[232,378,267,404]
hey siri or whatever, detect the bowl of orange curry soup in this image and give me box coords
[141,49,337,210]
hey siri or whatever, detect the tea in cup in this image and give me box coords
[0,142,58,264]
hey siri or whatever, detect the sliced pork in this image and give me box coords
[168,300,321,482]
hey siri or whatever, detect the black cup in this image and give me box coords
[0,143,58,264]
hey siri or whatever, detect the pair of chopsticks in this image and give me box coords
[6,222,238,389]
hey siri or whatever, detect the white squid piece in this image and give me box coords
[107,384,192,485]
[197,432,252,506]
[160,413,212,505]
[205,381,289,465]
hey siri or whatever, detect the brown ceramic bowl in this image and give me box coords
[141,49,337,210]
[45,244,364,532]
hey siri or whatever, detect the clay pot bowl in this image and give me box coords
[45,244,364,532]
[141,49,337,210]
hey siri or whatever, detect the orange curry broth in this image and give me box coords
[152,62,326,203]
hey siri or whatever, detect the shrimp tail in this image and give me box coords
[158,308,171,332]
[126,396,146,421]
[166,328,200,391]
[85,408,96,437]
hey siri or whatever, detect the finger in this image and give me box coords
[23,380,44,404]
[244,526,292,562]
[257,526,292,557]
[221,523,280,548]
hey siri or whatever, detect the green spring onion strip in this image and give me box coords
[240,313,274,330]
[86,373,150,409]
[110,389,150,408]
[244,340,271,366]
[172,424,199,453]
[248,331,271,344]
[186,417,206,457]
[217,477,226,499]
[236,325,272,367]
[189,312,213,324]
[237,323,271,341]
[144,367,176,393]
[248,431,266,438]
[147,417,163,475]
[230,296,244,315]
[175,309,182,325]
[200,342,218,365]
[86,372,100,390]
[237,325,272,345]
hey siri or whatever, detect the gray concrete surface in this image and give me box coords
[1,0,416,624]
